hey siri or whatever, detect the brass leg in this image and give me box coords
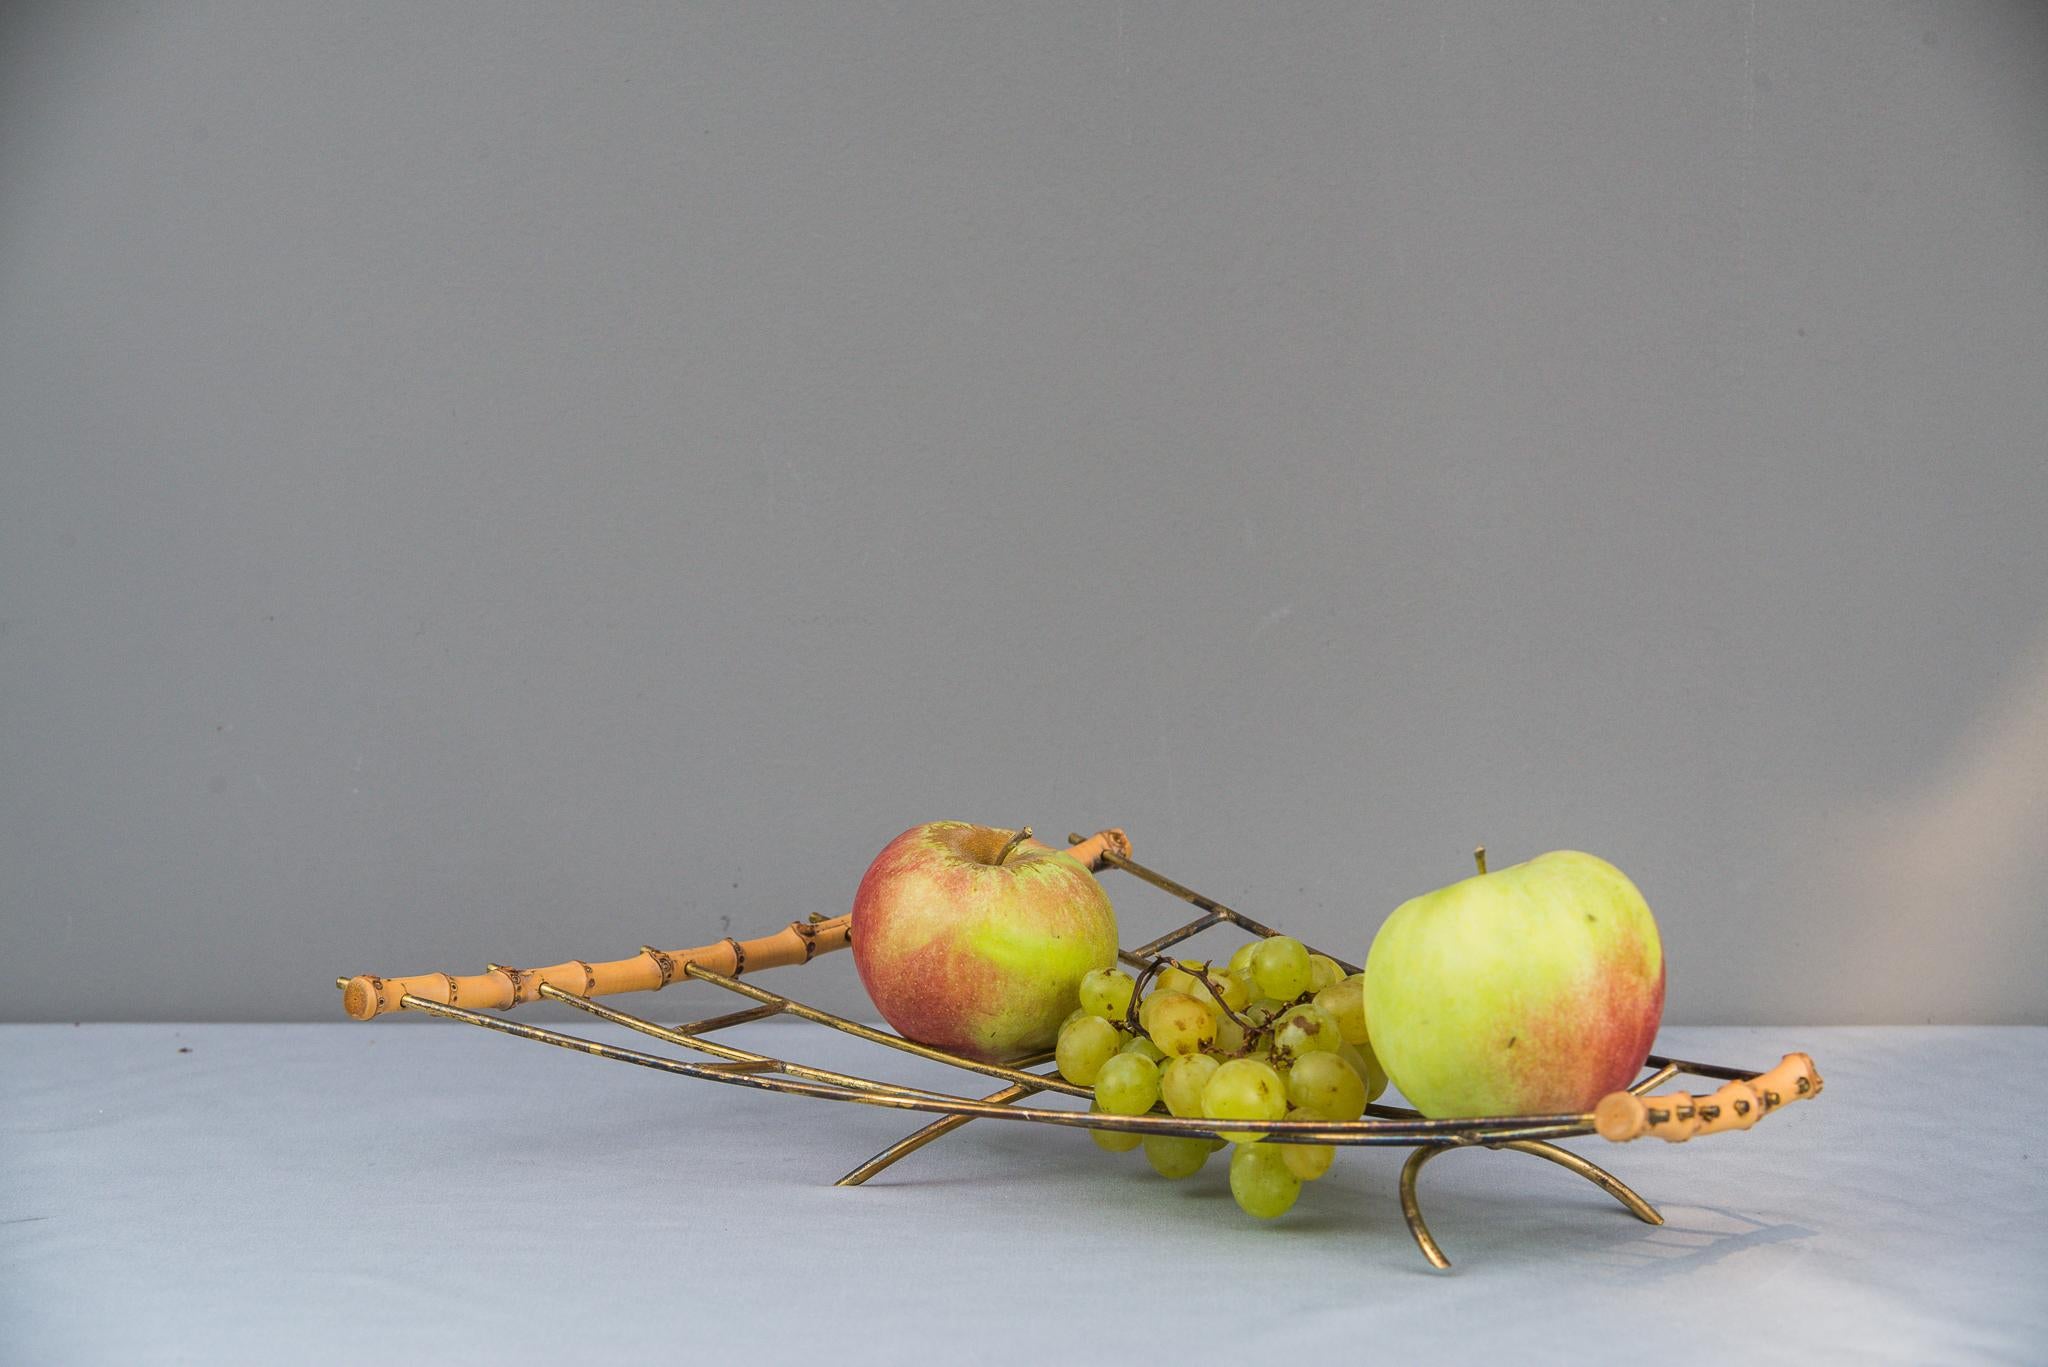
[1399,1137,1664,1271]
[836,1081,1041,1187]
[1399,1145,1455,1270]
[1496,1139,1663,1227]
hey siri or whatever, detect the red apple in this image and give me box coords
[851,822,1120,1061]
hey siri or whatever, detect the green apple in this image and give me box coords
[1363,851,1664,1117]
[850,822,1119,1061]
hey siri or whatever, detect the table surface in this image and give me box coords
[5,1021,2043,1365]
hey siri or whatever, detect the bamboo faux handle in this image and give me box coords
[1594,1053,1822,1143]
[337,916,854,1021]
[337,827,1132,1021]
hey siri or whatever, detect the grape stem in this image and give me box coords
[1121,957,1167,1038]
[1124,954,1303,1057]
[1187,960,1264,1039]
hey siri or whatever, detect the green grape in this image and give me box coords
[1227,941,1262,978]
[1120,1034,1167,1064]
[1251,937,1313,1000]
[1278,1110,1335,1181]
[1212,1011,1248,1055]
[1281,1145,1334,1181]
[1313,977,1370,1045]
[1228,1142,1302,1218]
[1307,954,1345,992]
[1161,1053,1222,1118]
[1094,1052,1161,1116]
[1154,961,1204,997]
[1056,1015,1120,1085]
[1338,1039,1389,1103]
[1143,1134,1212,1179]
[1061,1006,1087,1032]
[1144,992,1216,1057]
[1089,1101,1143,1152]
[1136,989,1165,1035]
[1286,1050,1367,1121]
[1273,1003,1341,1060]
[1078,968,1136,1021]
[1201,1058,1288,1142]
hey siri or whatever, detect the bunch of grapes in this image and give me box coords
[1055,936,1387,1220]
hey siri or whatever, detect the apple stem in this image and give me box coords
[1474,845,1487,875]
[995,826,1034,866]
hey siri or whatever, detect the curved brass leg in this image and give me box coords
[1399,1145,1455,1270]
[1496,1139,1663,1226]
[1399,1138,1663,1270]
[836,1081,1040,1186]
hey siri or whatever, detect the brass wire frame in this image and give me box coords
[339,834,1791,1269]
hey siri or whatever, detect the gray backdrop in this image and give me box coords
[3,2,2044,1025]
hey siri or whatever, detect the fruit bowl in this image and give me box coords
[336,831,1822,1269]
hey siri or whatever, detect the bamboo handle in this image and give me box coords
[1594,1053,1823,1143]
[338,828,1131,1021]
[337,917,853,1020]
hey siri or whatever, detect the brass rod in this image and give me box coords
[835,1080,1044,1187]
[1644,1053,1768,1084]
[679,962,1096,1099]
[1629,1064,1681,1096]
[1126,912,1226,963]
[1073,835,1363,976]
[537,984,971,1105]
[671,1003,785,1035]
[1367,1106,1594,1142]
[397,994,1594,1144]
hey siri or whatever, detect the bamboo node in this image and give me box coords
[489,965,528,1006]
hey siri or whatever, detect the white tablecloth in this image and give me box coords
[5,1021,2042,1364]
